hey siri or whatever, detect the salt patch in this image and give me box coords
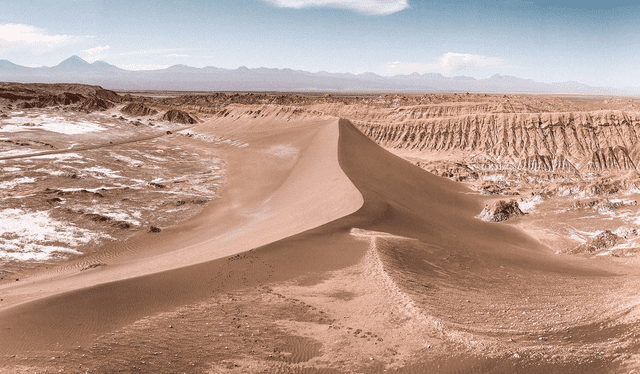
[110,153,144,167]
[0,208,112,261]
[133,151,167,162]
[613,227,637,239]
[31,153,84,161]
[482,174,505,182]
[566,228,601,244]
[1,115,105,135]
[517,195,543,214]
[84,166,122,179]
[82,206,141,226]
[59,186,119,193]
[0,149,36,158]
[0,244,80,261]
[0,176,35,189]
[609,198,637,205]
[33,168,66,176]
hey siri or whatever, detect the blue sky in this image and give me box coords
[1,0,639,89]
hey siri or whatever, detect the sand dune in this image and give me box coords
[0,113,637,372]
[0,116,363,352]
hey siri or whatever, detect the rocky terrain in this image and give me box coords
[0,84,243,281]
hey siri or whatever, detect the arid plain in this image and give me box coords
[1,83,640,373]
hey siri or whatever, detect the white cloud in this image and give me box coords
[166,54,189,57]
[386,52,505,74]
[0,24,74,48]
[262,0,408,15]
[438,52,504,73]
[117,64,169,71]
[84,45,110,55]
[82,45,111,62]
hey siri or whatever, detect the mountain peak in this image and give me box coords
[56,55,90,69]
[0,60,20,68]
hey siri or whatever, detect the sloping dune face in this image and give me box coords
[337,119,640,371]
[0,116,363,354]
[0,109,639,372]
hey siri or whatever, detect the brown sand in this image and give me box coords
[0,116,362,352]
[0,113,638,372]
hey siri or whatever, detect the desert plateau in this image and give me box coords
[0,82,637,373]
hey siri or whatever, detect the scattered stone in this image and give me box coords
[80,263,106,271]
[149,226,162,233]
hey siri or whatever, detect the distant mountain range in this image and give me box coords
[0,55,628,94]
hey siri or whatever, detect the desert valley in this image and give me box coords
[0,82,638,373]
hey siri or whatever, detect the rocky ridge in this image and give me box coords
[0,83,122,111]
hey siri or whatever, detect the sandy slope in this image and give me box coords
[0,116,362,354]
[0,114,637,372]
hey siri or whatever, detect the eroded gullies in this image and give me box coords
[0,134,227,281]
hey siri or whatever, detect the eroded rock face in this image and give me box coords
[79,97,114,111]
[161,109,197,124]
[358,112,640,174]
[568,198,637,213]
[477,200,524,222]
[120,102,158,117]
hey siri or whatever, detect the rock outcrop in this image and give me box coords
[161,109,197,124]
[79,97,114,111]
[568,230,619,254]
[477,200,525,222]
[121,102,158,117]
